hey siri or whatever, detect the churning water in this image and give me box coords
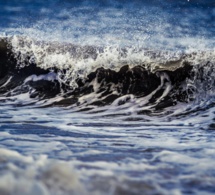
[0,0,215,194]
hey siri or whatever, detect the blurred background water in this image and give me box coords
[0,0,214,49]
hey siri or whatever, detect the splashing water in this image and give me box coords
[0,0,215,195]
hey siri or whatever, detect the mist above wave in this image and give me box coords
[0,0,214,50]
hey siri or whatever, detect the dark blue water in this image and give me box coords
[0,1,215,195]
[1,0,214,48]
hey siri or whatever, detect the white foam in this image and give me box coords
[24,72,57,83]
[8,35,215,90]
[0,148,84,195]
[0,148,33,163]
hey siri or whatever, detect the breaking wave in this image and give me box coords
[0,36,214,118]
[0,1,215,194]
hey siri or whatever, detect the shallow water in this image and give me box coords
[1,101,215,195]
[0,0,215,195]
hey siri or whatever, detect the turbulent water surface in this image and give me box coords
[0,0,215,194]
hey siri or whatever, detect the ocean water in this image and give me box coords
[0,0,215,194]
